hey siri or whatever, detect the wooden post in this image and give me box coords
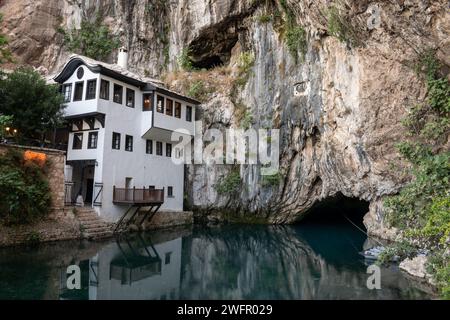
[133,186,136,202]
[113,186,116,202]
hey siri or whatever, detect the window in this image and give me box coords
[143,93,153,111]
[100,79,110,100]
[186,106,192,122]
[72,133,83,149]
[167,186,173,198]
[175,147,183,159]
[62,84,72,103]
[165,252,172,265]
[146,140,153,154]
[156,141,163,156]
[112,132,121,150]
[166,143,172,157]
[77,67,84,79]
[166,99,173,116]
[149,185,155,190]
[125,135,133,152]
[88,132,98,149]
[157,95,164,113]
[74,82,84,101]
[126,88,135,108]
[175,102,181,118]
[113,84,123,104]
[86,79,97,100]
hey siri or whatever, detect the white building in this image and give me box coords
[53,49,199,222]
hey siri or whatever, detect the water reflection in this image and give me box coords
[0,224,431,300]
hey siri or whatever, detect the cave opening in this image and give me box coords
[191,55,224,70]
[300,193,370,230]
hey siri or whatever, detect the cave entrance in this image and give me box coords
[191,55,224,70]
[300,194,370,230]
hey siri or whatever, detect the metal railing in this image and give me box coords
[113,186,164,204]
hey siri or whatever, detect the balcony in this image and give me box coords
[113,187,164,205]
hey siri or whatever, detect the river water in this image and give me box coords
[0,221,431,300]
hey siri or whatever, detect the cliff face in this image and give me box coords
[1,0,449,235]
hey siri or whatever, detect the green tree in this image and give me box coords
[0,114,13,140]
[0,14,13,64]
[0,67,64,143]
[59,14,120,61]
[0,149,51,225]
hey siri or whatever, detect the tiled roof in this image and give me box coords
[51,54,201,105]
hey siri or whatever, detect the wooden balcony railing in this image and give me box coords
[113,186,164,205]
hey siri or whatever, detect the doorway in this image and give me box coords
[85,178,94,204]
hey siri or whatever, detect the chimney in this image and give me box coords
[117,47,128,70]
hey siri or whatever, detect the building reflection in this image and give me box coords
[54,224,430,300]
[59,232,183,300]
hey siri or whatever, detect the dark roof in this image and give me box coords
[53,54,201,105]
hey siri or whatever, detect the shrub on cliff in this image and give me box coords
[384,50,450,298]
[58,14,120,61]
[0,14,12,64]
[0,149,51,225]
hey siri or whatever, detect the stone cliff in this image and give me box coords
[1,0,449,237]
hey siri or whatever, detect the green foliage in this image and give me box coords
[276,0,307,63]
[0,67,64,143]
[326,5,360,47]
[428,78,450,113]
[0,149,51,225]
[59,14,120,61]
[187,80,213,101]
[377,241,418,266]
[257,14,272,24]
[240,109,253,130]
[216,169,241,195]
[426,253,450,300]
[0,14,13,64]
[0,114,13,140]
[26,231,41,245]
[384,52,450,298]
[235,51,255,88]
[261,172,283,187]
[177,48,194,71]
[285,26,307,63]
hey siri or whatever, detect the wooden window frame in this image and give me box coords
[157,95,165,113]
[125,135,133,152]
[100,79,110,100]
[143,93,153,111]
[86,79,97,100]
[166,99,174,116]
[72,133,83,150]
[73,81,84,102]
[112,132,121,150]
[146,139,153,154]
[113,84,123,104]
[126,88,135,108]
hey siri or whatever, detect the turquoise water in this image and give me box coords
[0,222,431,300]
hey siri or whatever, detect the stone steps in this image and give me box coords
[75,208,113,240]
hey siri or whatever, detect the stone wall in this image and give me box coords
[0,144,66,213]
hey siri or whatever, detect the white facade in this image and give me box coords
[55,55,199,222]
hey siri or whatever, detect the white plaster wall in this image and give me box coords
[153,94,196,135]
[62,66,191,221]
[90,237,182,300]
[63,66,100,117]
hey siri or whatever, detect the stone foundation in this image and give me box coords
[141,210,194,230]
